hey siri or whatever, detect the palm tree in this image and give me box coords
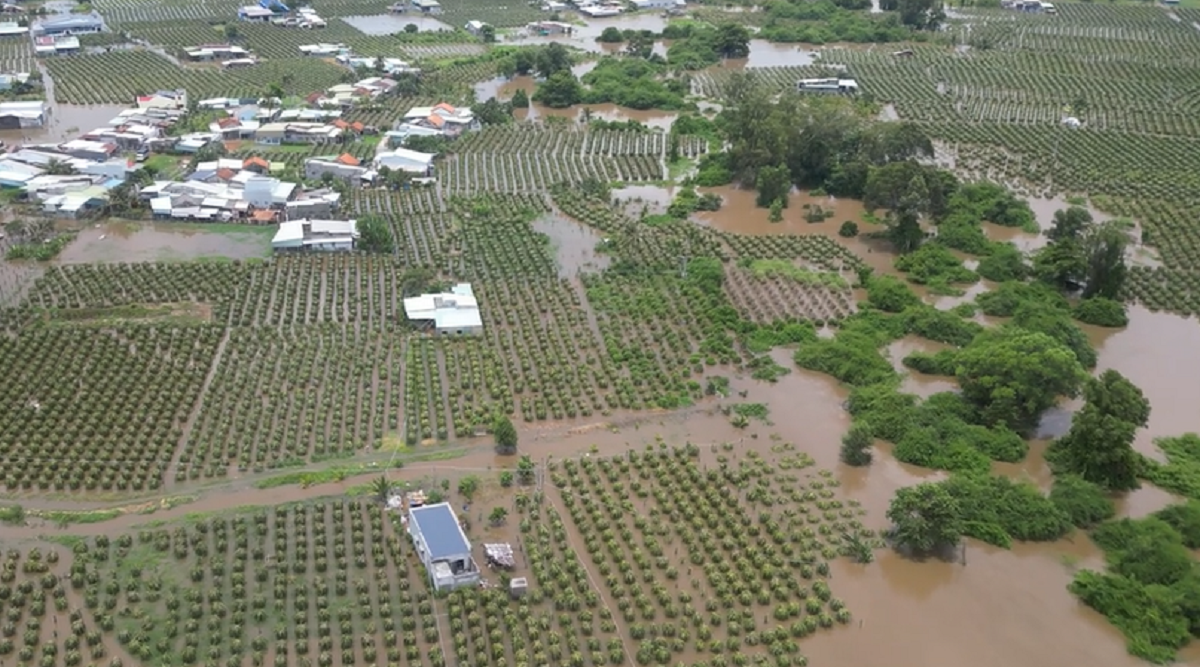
[370,475,391,504]
[45,159,76,176]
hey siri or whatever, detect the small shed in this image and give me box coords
[510,577,528,599]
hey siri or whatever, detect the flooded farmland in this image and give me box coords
[57,221,274,263]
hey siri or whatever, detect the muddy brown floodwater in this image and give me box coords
[57,220,273,263]
[532,213,610,277]
[0,103,129,146]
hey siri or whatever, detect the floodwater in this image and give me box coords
[694,185,897,275]
[724,41,819,69]
[503,14,669,49]
[886,335,958,398]
[341,14,454,34]
[532,213,610,277]
[520,102,678,129]
[57,221,273,263]
[0,103,129,146]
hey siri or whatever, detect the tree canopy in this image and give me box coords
[1048,370,1149,491]
[954,327,1087,431]
[886,482,964,554]
[356,214,394,254]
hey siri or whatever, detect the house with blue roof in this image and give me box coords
[406,502,480,591]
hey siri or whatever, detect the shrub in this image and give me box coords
[1153,501,1200,549]
[794,331,896,386]
[1049,475,1115,528]
[1069,571,1190,664]
[838,221,859,237]
[840,421,873,466]
[900,305,982,347]
[902,350,958,376]
[894,243,978,285]
[1092,518,1192,586]
[942,474,1071,547]
[976,242,1028,282]
[1073,297,1129,327]
[865,275,921,313]
[975,281,1069,317]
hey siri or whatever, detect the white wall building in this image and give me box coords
[407,503,480,592]
[375,147,435,175]
[403,283,482,335]
[272,218,358,251]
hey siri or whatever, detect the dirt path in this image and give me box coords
[168,325,231,489]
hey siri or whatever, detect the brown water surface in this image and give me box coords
[532,213,610,277]
[0,103,129,145]
[58,221,273,263]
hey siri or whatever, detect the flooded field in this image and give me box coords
[57,221,274,263]
[0,103,129,146]
[532,213,610,277]
[342,14,454,34]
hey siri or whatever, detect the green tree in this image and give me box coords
[955,327,1087,430]
[897,0,945,29]
[1048,370,1147,491]
[840,422,874,466]
[404,23,418,33]
[474,97,512,125]
[457,475,479,500]
[886,482,963,554]
[1047,206,1092,242]
[887,206,924,254]
[488,506,508,526]
[494,415,518,455]
[535,42,572,78]
[715,23,751,58]
[498,471,515,488]
[598,27,625,43]
[480,24,495,43]
[516,454,536,485]
[223,23,239,41]
[838,220,859,237]
[1081,221,1128,299]
[511,88,529,109]
[755,164,791,208]
[533,71,583,109]
[356,214,394,253]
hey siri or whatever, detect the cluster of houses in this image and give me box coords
[0,13,107,56]
[144,157,343,222]
[238,0,328,27]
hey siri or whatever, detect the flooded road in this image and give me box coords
[0,103,129,146]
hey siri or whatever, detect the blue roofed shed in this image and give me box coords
[406,502,481,591]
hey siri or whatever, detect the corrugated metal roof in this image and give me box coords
[410,503,470,560]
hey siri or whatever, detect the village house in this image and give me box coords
[796,77,859,95]
[375,147,435,175]
[0,21,26,37]
[271,218,358,252]
[410,0,443,13]
[304,153,372,185]
[185,44,251,61]
[285,188,341,219]
[0,72,29,91]
[406,503,480,591]
[465,20,489,37]
[60,138,118,162]
[400,102,478,137]
[0,100,45,129]
[527,21,573,36]
[32,13,104,37]
[629,0,684,9]
[298,42,348,56]
[255,121,342,145]
[578,2,623,17]
[403,284,483,336]
[33,35,80,56]
[208,115,261,139]
[136,89,188,111]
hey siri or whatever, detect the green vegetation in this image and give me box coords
[356,214,394,254]
[886,482,963,555]
[840,422,874,466]
[665,23,751,70]
[747,259,847,288]
[1142,434,1200,499]
[1049,475,1115,529]
[494,414,518,455]
[1047,369,1149,491]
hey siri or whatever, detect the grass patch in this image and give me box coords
[43,302,212,327]
[746,258,848,288]
[668,157,697,182]
[31,508,123,525]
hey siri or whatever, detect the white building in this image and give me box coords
[465,20,488,36]
[401,102,478,137]
[407,502,480,591]
[0,100,45,129]
[796,78,858,94]
[375,147,435,175]
[629,0,683,9]
[403,283,482,335]
[272,218,358,252]
[136,89,189,110]
[298,42,349,56]
[243,175,296,208]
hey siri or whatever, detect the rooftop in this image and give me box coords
[410,503,471,560]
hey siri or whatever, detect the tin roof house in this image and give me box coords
[403,283,482,335]
[406,503,480,591]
